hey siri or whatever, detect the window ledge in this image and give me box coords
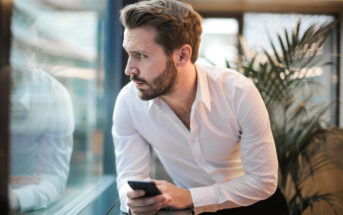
[24,175,116,215]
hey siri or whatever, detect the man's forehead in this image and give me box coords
[123,27,158,51]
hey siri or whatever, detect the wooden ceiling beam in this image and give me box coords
[183,0,343,14]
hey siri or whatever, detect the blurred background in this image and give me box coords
[0,0,343,214]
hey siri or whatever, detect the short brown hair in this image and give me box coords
[120,0,202,63]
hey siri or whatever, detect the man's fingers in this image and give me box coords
[162,194,172,207]
[130,202,162,214]
[150,179,162,184]
[128,194,164,207]
[127,190,145,199]
[128,194,170,214]
[155,182,168,194]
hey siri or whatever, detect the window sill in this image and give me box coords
[22,175,116,215]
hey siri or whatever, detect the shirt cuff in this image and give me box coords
[13,186,46,212]
[119,183,132,213]
[189,185,218,214]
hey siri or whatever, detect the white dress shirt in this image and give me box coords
[10,69,74,212]
[112,64,278,214]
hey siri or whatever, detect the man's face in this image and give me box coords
[123,26,178,100]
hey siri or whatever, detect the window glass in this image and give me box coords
[9,0,106,213]
[197,18,239,67]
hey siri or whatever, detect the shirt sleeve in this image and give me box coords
[13,83,74,212]
[14,135,73,212]
[112,89,151,213]
[189,83,278,214]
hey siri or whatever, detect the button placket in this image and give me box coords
[190,106,226,183]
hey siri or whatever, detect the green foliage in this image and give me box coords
[227,20,338,215]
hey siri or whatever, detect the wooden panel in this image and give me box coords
[0,68,10,214]
[302,129,343,215]
[183,0,343,14]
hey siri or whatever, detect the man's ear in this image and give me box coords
[175,44,192,67]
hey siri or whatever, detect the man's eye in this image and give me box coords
[135,53,146,59]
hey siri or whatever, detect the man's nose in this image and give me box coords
[125,58,139,76]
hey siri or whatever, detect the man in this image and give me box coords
[112,0,288,214]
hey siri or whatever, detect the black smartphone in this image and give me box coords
[128,180,162,197]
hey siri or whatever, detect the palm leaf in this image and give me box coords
[228,20,338,215]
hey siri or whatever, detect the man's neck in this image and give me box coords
[161,64,197,130]
[161,64,197,111]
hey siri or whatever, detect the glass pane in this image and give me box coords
[197,18,239,67]
[243,13,337,124]
[9,0,106,213]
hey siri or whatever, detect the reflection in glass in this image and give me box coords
[9,68,75,212]
[9,0,106,213]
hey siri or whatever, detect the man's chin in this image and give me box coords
[138,91,155,101]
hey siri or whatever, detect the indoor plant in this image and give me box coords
[226,20,339,215]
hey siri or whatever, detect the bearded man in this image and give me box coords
[112,1,289,215]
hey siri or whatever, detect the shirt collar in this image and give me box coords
[147,64,212,111]
[11,85,31,119]
[147,97,159,110]
[195,64,211,111]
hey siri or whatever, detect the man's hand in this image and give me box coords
[127,189,171,215]
[9,188,20,212]
[151,180,193,210]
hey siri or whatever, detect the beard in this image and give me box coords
[130,57,178,100]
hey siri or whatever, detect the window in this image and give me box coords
[197,18,239,68]
[8,0,113,213]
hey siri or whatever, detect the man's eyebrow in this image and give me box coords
[122,43,151,55]
[125,49,151,55]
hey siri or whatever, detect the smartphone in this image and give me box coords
[128,180,162,197]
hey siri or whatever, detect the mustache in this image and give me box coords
[130,74,147,84]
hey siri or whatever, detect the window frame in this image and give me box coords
[0,0,13,213]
